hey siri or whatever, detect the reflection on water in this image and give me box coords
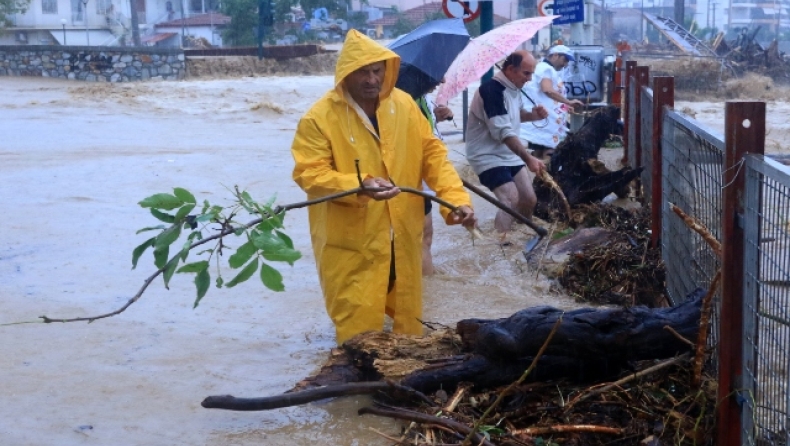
[0,77,577,445]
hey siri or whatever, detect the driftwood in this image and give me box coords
[402,288,703,394]
[203,290,704,410]
[533,106,643,221]
[201,381,432,411]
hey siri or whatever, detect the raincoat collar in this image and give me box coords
[334,29,400,103]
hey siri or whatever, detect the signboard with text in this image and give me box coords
[552,0,584,24]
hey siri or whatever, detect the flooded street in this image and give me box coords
[0,76,578,445]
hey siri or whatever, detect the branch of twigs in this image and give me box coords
[539,170,572,219]
[511,424,625,436]
[461,315,563,445]
[37,182,474,324]
[692,269,721,387]
[669,203,722,257]
[358,405,496,446]
[562,352,691,412]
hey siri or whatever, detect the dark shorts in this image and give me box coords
[477,165,525,191]
[424,197,432,215]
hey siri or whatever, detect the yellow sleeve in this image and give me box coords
[291,116,371,206]
[417,110,473,224]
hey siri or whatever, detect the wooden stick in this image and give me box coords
[663,325,695,348]
[512,424,625,436]
[358,405,495,446]
[692,269,722,387]
[563,352,691,411]
[669,203,722,257]
[201,381,432,411]
[539,170,572,219]
[443,383,470,413]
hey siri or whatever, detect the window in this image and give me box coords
[96,0,113,14]
[42,0,57,14]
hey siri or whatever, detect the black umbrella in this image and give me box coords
[388,19,470,99]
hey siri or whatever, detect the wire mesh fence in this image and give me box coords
[660,110,724,311]
[742,155,790,446]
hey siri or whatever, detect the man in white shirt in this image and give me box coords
[520,45,584,158]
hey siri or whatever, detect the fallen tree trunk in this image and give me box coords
[401,288,703,393]
[204,289,704,407]
[533,106,643,220]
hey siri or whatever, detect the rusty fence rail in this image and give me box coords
[622,58,790,445]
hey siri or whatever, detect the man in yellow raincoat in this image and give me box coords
[291,30,476,344]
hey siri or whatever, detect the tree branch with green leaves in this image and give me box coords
[34,177,474,325]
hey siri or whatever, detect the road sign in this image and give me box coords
[537,0,554,17]
[552,0,584,24]
[442,0,481,23]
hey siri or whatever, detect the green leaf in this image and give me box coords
[177,260,209,274]
[263,194,277,208]
[252,230,286,252]
[275,230,294,249]
[195,213,215,223]
[259,262,285,292]
[239,191,256,213]
[139,193,184,210]
[175,203,196,221]
[253,231,301,265]
[162,254,180,289]
[136,225,167,234]
[256,213,284,231]
[154,225,182,250]
[173,187,196,204]
[153,244,169,269]
[228,240,257,269]
[193,269,210,308]
[150,208,176,223]
[225,258,259,288]
[201,199,210,214]
[132,237,156,269]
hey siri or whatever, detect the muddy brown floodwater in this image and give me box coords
[0,76,582,445]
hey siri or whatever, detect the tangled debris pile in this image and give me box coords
[377,353,716,446]
[558,203,668,308]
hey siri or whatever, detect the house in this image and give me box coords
[0,0,226,47]
[367,2,511,38]
[148,12,230,47]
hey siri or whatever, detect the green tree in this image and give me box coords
[221,0,259,46]
[391,14,416,37]
[0,0,30,28]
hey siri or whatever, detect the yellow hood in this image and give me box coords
[334,29,400,101]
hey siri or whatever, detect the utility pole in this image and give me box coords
[130,0,141,46]
[480,1,494,81]
[258,0,273,60]
[674,0,684,29]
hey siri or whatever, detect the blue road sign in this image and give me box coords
[552,0,584,24]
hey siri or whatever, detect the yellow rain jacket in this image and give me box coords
[291,30,472,344]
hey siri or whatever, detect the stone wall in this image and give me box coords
[0,46,185,82]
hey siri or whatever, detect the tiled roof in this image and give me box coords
[156,12,231,28]
[369,3,510,27]
[141,32,178,44]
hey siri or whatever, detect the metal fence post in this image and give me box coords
[650,77,673,249]
[718,101,766,446]
[633,66,649,174]
[621,60,637,165]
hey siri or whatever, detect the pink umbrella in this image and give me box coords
[435,16,557,105]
